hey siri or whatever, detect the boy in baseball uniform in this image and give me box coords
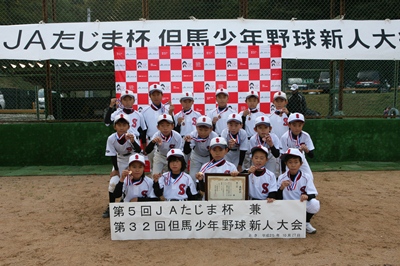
[104,90,147,146]
[277,148,320,234]
[113,153,158,202]
[153,149,200,201]
[144,114,182,178]
[280,113,315,180]
[249,116,281,177]
[141,84,174,173]
[269,91,290,140]
[242,145,277,202]
[207,88,236,136]
[183,115,219,182]
[195,137,239,195]
[220,113,249,172]
[240,90,265,169]
[102,114,142,218]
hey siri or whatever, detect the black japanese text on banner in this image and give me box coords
[0,19,399,61]
[109,200,306,240]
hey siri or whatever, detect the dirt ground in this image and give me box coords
[1,171,399,266]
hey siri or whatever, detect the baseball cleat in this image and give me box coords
[306,222,317,234]
[102,207,110,218]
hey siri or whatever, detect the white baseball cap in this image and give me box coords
[245,90,259,100]
[157,114,174,124]
[273,91,287,100]
[255,116,271,127]
[290,84,299,91]
[180,91,194,101]
[149,84,164,94]
[128,153,145,166]
[167,148,184,159]
[251,145,270,156]
[114,113,130,124]
[282,148,304,163]
[216,88,229,96]
[196,116,213,128]
[120,90,135,100]
[227,113,242,124]
[209,137,228,149]
[288,113,305,123]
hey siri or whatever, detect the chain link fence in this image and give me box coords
[0,0,399,122]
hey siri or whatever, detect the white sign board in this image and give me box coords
[110,200,306,240]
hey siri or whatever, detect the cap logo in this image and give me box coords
[296,114,300,118]
[251,91,254,94]
[135,154,139,159]
[163,114,167,118]
[171,150,175,154]
[232,114,236,118]
[278,92,281,95]
[216,138,220,143]
[261,117,264,121]
[288,149,291,154]
[120,114,124,118]
[153,85,157,88]
[186,92,189,96]
[220,89,223,92]
[202,117,206,122]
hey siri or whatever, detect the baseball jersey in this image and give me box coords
[239,108,265,137]
[105,132,135,157]
[174,108,202,137]
[220,128,249,165]
[122,176,156,202]
[199,159,238,174]
[248,168,278,200]
[150,130,182,156]
[277,170,318,200]
[141,103,169,138]
[269,112,289,139]
[110,108,147,138]
[187,130,219,157]
[249,133,280,161]
[158,172,197,200]
[207,106,236,135]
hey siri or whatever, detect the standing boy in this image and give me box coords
[280,113,315,180]
[183,116,218,182]
[141,84,173,173]
[145,114,182,177]
[249,116,281,176]
[277,148,320,234]
[269,91,290,140]
[220,113,249,172]
[207,88,236,136]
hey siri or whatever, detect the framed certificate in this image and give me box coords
[204,174,248,201]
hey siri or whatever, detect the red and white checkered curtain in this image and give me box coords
[114,45,282,114]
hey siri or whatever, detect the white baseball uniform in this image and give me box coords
[185,130,219,181]
[249,133,281,176]
[248,168,278,200]
[150,130,183,175]
[174,108,202,138]
[207,106,236,136]
[280,130,315,180]
[239,108,265,137]
[269,112,289,139]
[105,132,136,176]
[122,176,156,202]
[220,128,249,166]
[157,172,198,200]
[199,159,238,174]
[277,170,320,214]
[110,108,147,138]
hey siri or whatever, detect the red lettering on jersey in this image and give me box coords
[262,183,269,194]
[192,117,197,126]
[224,170,230,174]
[283,117,289,126]
[178,184,186,195]
[141,190,148,197]
[127,147,133,152]
[131,118,137,128]
[300,186,306,194]
[169,144,176,149]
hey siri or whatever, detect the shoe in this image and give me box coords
[102,207,110,218]
[306,222,316,234]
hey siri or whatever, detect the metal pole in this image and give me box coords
[142,0,149,20]
[393,60,399,109]
[87,7,91,22]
